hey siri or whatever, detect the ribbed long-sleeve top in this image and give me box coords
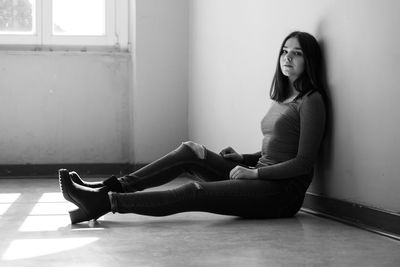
[242,91,326,180]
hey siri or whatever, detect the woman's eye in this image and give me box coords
[294,52,303,56]
[281,50,288,54]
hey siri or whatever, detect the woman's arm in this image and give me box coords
[257,92,326,180]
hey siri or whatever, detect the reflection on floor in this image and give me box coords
[0,177,399,267]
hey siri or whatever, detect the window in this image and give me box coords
[0,0,35,35]
[52,0,106,36]
[0,0,128,51]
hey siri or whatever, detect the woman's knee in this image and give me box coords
[173,181,204,199]
[181,141,206,159]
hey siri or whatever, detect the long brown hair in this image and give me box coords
[270,31,326,102]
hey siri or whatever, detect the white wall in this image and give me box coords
[188,0,400,213]
[0,0,190,166]
[188,0,329,152]
[310,0,400,213]
[131,0,189,163]
[0,52,130,164]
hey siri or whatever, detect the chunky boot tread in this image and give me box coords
[59,169,79,207]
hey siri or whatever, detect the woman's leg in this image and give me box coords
[59,168,309,223]
[110,179,305,219]
[66,142,242,193]
[119,142,242,192]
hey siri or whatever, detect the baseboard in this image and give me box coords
[0,163,148,178]
[302,192,400,240]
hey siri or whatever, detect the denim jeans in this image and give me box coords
[109,142,311,218]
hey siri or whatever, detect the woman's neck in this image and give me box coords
[288,82,298,96]
[283,83,298,103]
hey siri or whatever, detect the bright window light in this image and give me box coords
[0,0,128,49]
[19,193,105,232]
[19,215,70,232]
[30,202,76,215]
[0,193,21,203]
[2,237,99,261]
[1,192,102,261]
[52,0,105,36]
[38,192,65,203]
[30,192,76,215]
[0,0,36,35]
[0,204,12,215]
[0,193,21,215]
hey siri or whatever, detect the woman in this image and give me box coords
[59,31,326,224]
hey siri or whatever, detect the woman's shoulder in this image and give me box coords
[301,90,325,105]
[298,90,326,112]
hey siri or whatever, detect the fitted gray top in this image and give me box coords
[243,91,326,180]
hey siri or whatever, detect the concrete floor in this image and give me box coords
[0,178,399,267]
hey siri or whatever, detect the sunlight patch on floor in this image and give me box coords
[16,192,76,232]
[30,192,77,216]
[0,193,21,215]
[38,192,65,203]
[29,202,76,215]
[0,193,21,203]
[2,237,99,261]
[0,204,11,216]
[19,215,71,232]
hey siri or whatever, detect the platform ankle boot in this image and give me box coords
[59,169,112,224]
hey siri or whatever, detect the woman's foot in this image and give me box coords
[59,169,111,224]
[69,171,123,192]
[69,171,104,188]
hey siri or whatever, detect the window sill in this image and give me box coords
[0,44,131,55]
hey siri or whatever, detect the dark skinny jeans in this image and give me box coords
[109,142,311,218]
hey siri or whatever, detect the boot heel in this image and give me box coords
[69,208,89,224]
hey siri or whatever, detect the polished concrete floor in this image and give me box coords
[0,177,399,267]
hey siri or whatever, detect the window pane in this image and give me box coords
[0,0,35,34]
[52,0,105,36]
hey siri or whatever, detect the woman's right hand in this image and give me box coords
[219,147,244,162]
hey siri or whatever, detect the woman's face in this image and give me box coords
[280,37,305,82]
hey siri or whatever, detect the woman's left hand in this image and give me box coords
[229,166,258,180]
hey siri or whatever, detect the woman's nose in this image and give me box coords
[284,54,292,62]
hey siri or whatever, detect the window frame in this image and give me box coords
[0,0,129,51]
